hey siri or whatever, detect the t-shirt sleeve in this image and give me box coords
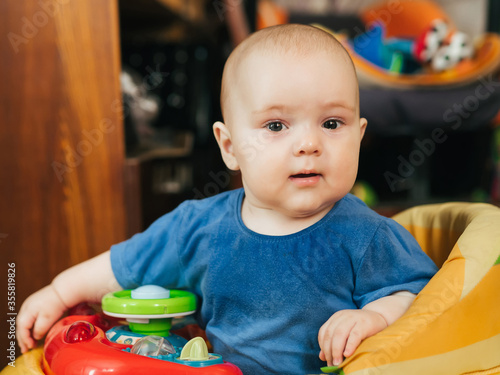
[353,219,438,308]
[110,202,190,290]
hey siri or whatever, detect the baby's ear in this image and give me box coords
[359,118,368,140]
[213,121,240,171]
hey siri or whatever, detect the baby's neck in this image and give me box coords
[241,198,333,236]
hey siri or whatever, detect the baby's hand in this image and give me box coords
[318,309,387,366]
[17,285,67,353]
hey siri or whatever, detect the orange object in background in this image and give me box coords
[361,0,454,38]
[315,0,500,89]
[256,0,288,30]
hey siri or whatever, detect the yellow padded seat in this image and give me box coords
[340,202,500,375]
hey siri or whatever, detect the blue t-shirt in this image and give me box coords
[110,189,437,374]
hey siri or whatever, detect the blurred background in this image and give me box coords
[0,0,499,358]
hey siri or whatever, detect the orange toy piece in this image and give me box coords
[360,0,454,39]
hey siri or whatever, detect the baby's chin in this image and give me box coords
[279,199,338,221]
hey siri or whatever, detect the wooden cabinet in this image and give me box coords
[0,0,127,356]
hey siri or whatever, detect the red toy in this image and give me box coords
[42,315,241,374]
[41,286,243,375]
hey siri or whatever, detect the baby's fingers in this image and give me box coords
[329,323,354,365]
[16,310,37,353]
[318,319,336,366]
[32,311,61,340]
[17,285,67,353]
[319,315,355,366]
[343,325,364,358]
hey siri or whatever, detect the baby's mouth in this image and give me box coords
[289,171,321,186]
[290,173,321,179]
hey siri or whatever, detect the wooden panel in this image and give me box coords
[0,0,127,356]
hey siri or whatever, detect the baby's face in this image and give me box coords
[219,50,367,219]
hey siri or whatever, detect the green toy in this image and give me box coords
[102,286,196,337]
[321,365,345,374]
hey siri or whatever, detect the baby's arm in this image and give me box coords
[17,250,121,353]
[318,291,415,366]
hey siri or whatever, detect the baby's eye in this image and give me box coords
[266,121,286,132]
[322,119,341,130]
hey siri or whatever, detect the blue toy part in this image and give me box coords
[385,38,414,57]
[384,37,424,74]
[106,325,189,347]
[174,354,224,367]
[350,24,422,74]
[350,24,404,74]
[350,24,387,69]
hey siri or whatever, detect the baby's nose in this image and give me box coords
[294,130,322,156]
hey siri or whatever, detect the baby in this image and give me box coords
[17,24,437,374]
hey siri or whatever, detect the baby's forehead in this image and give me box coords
[238,44,351,73]
[221,24,358,119]
[232,26,350,69]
